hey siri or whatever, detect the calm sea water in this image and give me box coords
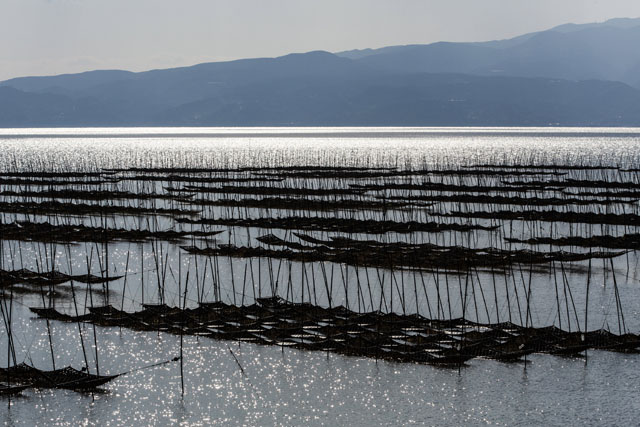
[2,127,640,426]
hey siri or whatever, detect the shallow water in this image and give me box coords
[1,127,640,426]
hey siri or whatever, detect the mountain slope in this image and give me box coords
[155,73,640,126]
[3,63,640,127]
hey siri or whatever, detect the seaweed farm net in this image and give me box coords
[3,137,640,386]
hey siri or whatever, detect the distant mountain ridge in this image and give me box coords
[338,18,640,59]
[337,18,640,87]
[2,18,640,126]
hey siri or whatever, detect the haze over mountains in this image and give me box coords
[2,18,640,127]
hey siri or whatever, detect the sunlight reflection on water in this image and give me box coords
[2,127,640,172]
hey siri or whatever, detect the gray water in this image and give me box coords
[2,127,640,426]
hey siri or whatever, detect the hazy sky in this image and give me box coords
[2,0,640,81]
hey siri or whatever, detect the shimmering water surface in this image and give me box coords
[2,127,640,426]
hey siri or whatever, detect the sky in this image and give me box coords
[1,0,640,81]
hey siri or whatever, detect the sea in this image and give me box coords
[1,127,640,426]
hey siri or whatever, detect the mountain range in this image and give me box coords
[2,17,640,126]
